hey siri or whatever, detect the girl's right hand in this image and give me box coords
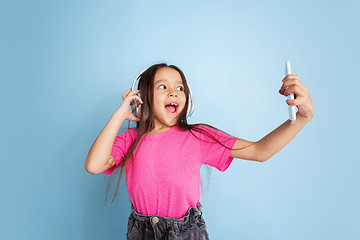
[117,88,144,122]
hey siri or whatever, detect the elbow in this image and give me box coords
[85,167,100,175]
[254,146,269,162]
[256,154,269,162]
[259,155,272,162]
[254,153,267,162]
[254,143,267,162]
[84,165,95,175]
[84,161,99,175]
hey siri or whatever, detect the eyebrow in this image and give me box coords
[154,79,183,85]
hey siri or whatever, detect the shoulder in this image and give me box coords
[187,124,229,140]
[194,124,238,143]
[117,127,138,140]
[189,123,226,135]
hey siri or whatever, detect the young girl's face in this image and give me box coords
[152,67,186,129]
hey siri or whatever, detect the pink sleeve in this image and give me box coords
[102,130,128,175]
[198,125,237,172]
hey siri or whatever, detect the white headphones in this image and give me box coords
[130,67,195,119]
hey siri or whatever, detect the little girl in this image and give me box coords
[85,63,315,239]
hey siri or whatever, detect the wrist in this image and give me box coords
[113,109,127,121]
[296,111,313,122]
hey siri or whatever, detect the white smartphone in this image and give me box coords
[285,60,296,124]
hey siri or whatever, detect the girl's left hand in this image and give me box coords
[279,74,315,120]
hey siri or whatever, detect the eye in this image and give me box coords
[158,84,184,91]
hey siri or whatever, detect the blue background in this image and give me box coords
[1,0,359,239]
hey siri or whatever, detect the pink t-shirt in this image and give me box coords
[103,124,237,219]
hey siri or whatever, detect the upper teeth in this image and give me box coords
[169,103,178,106]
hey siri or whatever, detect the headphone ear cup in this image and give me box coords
[186,95,190,118]
[135,93,141,119]
[186,92,194,118]
[186,81,194,118]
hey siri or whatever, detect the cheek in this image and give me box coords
[181,94,187,104]
[153,97,164,110]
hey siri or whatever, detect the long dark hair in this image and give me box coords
[104,63,254,205]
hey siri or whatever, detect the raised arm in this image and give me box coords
[229,112,311,162]
[255,112,312,162]
[84,88,143,174]
[232,74,314,162]
[256,74,315,161]
[84,110,127,174]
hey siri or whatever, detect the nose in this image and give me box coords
[168,91,177,97]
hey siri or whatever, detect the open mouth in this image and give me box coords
[165,103,178,114]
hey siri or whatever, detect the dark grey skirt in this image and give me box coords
[126,202,210,240]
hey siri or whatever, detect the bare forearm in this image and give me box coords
[84,109,127,174]
[256,112,312,162]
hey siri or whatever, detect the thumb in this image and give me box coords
[286,99,296,106]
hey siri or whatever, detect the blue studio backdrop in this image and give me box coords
[1,0,359,239]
